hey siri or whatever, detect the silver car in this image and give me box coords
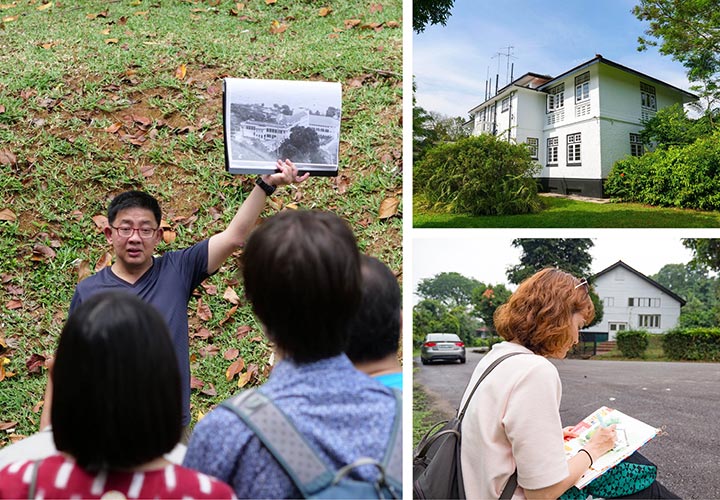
[420,333,466,364]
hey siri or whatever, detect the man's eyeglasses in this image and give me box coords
[110,226,158,239]
[574,278,590,294]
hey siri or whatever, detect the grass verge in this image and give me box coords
[413,195,720,228]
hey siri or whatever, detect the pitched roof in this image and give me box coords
[592,260,687,306]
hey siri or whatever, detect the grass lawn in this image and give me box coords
[413,195,720,228]
[0,0,401,446]
[592,334,669,361]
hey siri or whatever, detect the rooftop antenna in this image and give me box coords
[492,46,517,85]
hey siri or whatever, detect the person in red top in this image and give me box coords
[0,292,234,499]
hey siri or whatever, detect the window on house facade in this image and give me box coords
[640,82,657,121]
[526,137,539,160]
[603,297,615,307]
[547,83,565,112]
[575,72,590,103]
[628,297,660,307]
[501,97,510,113]
[630,133,644,156]
[638,314,661,328]
[567,133,581,165]
[547,137,558,165]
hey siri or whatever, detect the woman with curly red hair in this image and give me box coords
[459,268,677,499]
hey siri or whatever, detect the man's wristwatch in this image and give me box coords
[255,176,277,196]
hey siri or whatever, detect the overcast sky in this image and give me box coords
[413,0,694,119]
[412,231,699,300]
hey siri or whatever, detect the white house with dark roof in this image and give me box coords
[468,55,697,197]
[588,260,686,340]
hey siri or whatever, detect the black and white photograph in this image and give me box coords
[223,78,341,176]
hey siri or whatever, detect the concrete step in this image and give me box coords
[596,340,617,353]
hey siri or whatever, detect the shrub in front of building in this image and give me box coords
[616,329,649,358]
[413,134,542,216]
[662,328,720,361]
[605,130,720,210]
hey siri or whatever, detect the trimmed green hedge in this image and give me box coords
[616,330,649,358]
[663,328,720,361]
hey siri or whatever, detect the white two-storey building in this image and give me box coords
[468,55,697,197]
[589,260,686,340]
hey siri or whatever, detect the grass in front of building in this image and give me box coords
[413,195,720,228]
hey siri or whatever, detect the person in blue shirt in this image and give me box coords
[346,255,403,390]
[39,160,308,438]
[183,210,399,498]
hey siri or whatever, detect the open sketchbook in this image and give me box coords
[564,406,660,489]
[223,78,341,176]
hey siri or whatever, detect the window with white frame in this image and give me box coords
[547,83,565,112]
[526,137,539,159]
[547,137,558,165]
[567,133,581,165]
[575,72,590,103]
[641,83,656,111]
[638,314,661,328]
[603,297,615,307]
[628,297,660,307]
[501,97,510,113]
[630,133,644,156]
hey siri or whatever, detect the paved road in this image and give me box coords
[414,351,720,499]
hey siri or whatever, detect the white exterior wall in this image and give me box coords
[515,89,545,157]
[594,268,682,340]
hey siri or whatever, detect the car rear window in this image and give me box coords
[426,333,461,342]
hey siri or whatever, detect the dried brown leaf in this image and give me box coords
[270,20,287,34]
[175,64,187,80]
[104,38,119,44]
[95,252,112,272]
[225,357,245,381]
[236,325,253,340]
[0,150,17,166]
[200,383,217,396]
[92,215,108,230]
[0,208,16,222]
[197,299,212,322]
[378,196,400,219]
[36,2,52,11]
[5,299,21,310]
[190,376,204,389]
[223,348,240,360]
[76,259,92,282]
[192,327,212,340]
[0,421,17,431]
[344,19,361,29]
[31,244,56,262]
[318,7,331,16]
[223,286,241,305]
[26,353,46,374]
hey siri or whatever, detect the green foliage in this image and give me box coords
[634,0,720,96]
[663,328,720,361]
[414,135,542,216]
[506,239,594,284]
[412,108,470,162]
[605,130,720,210]
[651,263,720,328]
[683,239,720,271]
[640,103,716,148]
[616,330,650,358]
[413,0,455,33]
[416,272,481,308]
[471,283,512,335]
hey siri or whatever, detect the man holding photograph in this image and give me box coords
[40,160,309,440]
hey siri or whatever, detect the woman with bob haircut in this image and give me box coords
[460,268,677,499]
[0,291,234,499]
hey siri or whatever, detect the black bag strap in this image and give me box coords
[457,351,525,420]
[457,351,526,499]
[221,388,402,497]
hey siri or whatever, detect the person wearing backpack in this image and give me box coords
[459,268,678,500]
[183,210,401,499]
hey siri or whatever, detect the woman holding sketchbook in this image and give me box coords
[459,268,678,499]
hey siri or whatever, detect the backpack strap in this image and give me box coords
[221,388,402,497]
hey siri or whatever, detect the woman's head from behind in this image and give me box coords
[52,291,181,471]
[494,268,594,358]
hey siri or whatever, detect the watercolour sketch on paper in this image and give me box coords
[564,406,660,489]
[223,78,341,176]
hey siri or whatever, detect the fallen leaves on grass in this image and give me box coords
[0,357,14,381]
[0,421,17,431]
[175,64,187,80]
[225,357,245,381]
[92,215,108,231]
[95,252,112,272]
[26,353,46,374]
[236,325,253,340]
[75,259,92,282]
[269,20,287,34]
[219,305,238,326]
[318,7,331,16]
[191,327,212,340]
[223,286,241,305]
[237,363,258,388]
[5,299,21,310]
[36,2,52,11]
[197,299,212,321]
[223,348,239,360]
[30,244,56,262]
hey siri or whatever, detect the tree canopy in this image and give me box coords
[416,272,481,308]
[634,0,720,105]
[413,0,455,33]
[651,263,720,328]
[683,238,720,271]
